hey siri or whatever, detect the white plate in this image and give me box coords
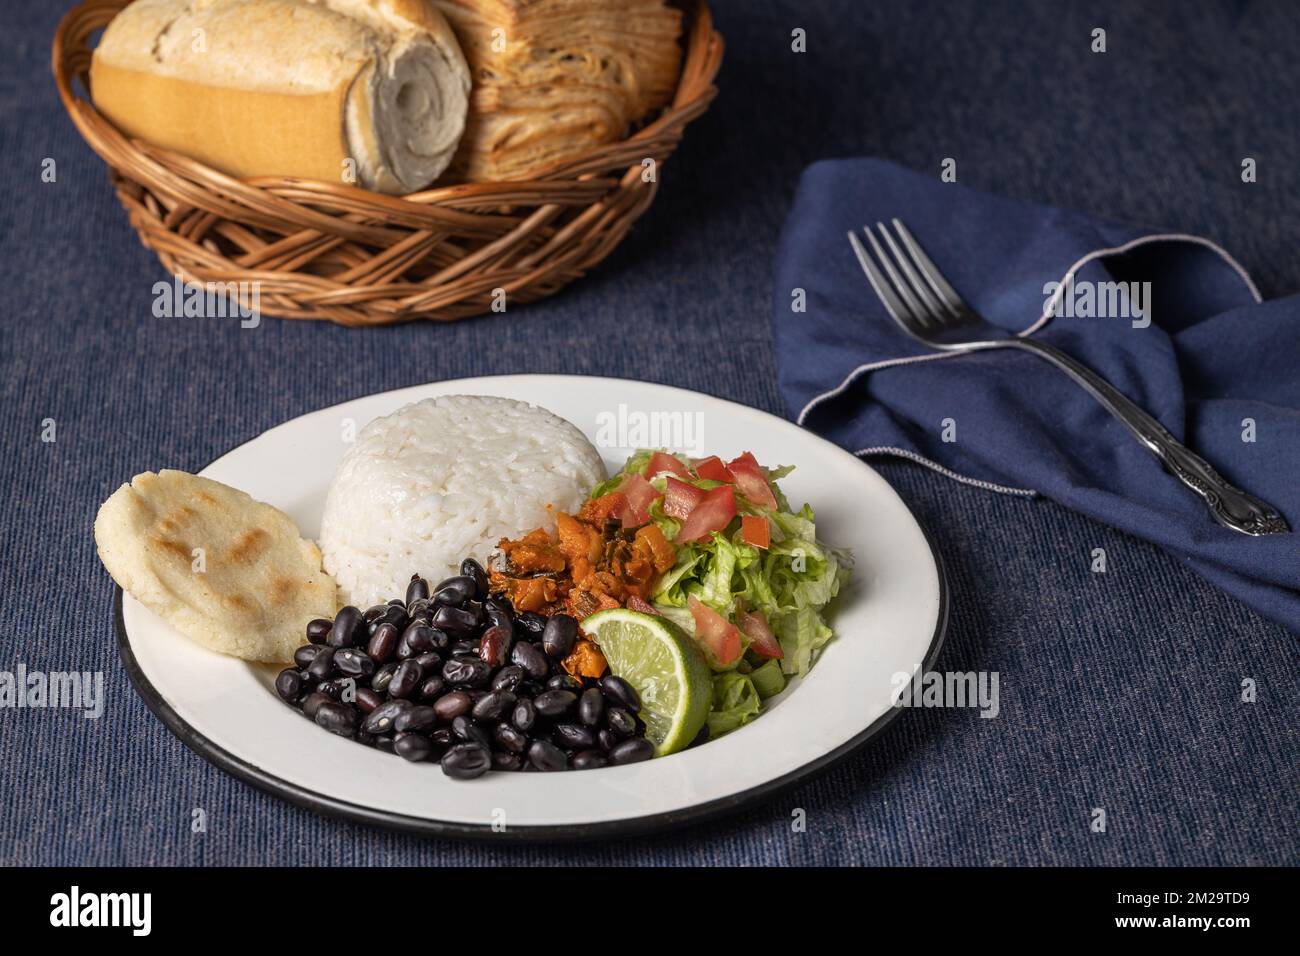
[117,375,947,838]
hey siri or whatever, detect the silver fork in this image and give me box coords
[848,219,1289,536]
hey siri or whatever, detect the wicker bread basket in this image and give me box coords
[53,0,723,326]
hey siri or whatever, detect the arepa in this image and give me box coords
[95,470,338,663]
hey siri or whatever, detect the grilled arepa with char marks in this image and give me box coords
[95,470,338,662]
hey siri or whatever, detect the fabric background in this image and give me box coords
[0,0,1295,865]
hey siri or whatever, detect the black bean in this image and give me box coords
[606,707,636,737]
[374,736,396,754]
[450,640,478,657]
[306,647,336,681]
[306,618,333,644]
[406,597,430,619]
[492,752,523,772]
[460,558,489,600]
[609,737,654,764]
[328,606,365,648]
[401,623,439,655]
[511,698,537,732]
[335,647,375,678]
[380,604,409,632]
[441,743,491,779]
[429,727,455,748]
[511,641,549,680]
[406,574,430,606]
[689,722,710,748]
[491,665,525,693]
[472,690,516,722]
[315,679,343,701]
[600,675,640,713]
[432,690,473,722]
[394,705,438,733]
[451,715,492,749]
[541,614,578,658]
[554,723,595,750]
[294,645,322,668]
[534,689,577,718]
[516,680,543,698]
[546,673,583,691]
[493,723,528,755]
[578,687,605,727]
[395,734,433,763]
[371,661,399,693]
[416,676,446,702]
[441,656,491,688]
[463,601,485,628]
[484,598,513,631]
[432,604,477,638]
[597,728,619,751]
[516,611,547,635]
[367,622,399,663]
[362,699,412,735]
[355,730,377,748]
[355,688,383,714]
[275,668,303,702]
[570,749,608,771]
[314,702,357,737]
[388,659,423,699]
[527,739,568,772]
[433,575,475,607]
[363,604,388,623]
[478,624,512,667]
[301,691,331,720]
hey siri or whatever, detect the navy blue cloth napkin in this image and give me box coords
[774,159,1300,633]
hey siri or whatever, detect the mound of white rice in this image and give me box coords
[319,395,606,607]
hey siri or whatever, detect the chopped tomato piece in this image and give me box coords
[741,514,770,549]
[727,452,778,510]
[693,455,735,483]
[688,596,743,667]
[646,451,692,480]
[615,473,660,528]
[626,594,659,615]
[676,485,737,543]
[737,606,783,659]
[663,476,705,519]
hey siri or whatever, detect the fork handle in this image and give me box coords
[1007,338,1289,536]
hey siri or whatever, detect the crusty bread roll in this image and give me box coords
[91,0,471,194]
[432,0,682,181]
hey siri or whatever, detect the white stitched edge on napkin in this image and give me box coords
[855,447,1038,497]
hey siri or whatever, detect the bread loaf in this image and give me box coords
[432,0,682,181]
[91,0,471,194]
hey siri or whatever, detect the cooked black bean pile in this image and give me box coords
[275,559,654,780]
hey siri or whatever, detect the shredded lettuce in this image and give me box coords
[750,659,786,699]
[706,672,762,736]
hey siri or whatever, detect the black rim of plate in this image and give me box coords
[112,381,950,841]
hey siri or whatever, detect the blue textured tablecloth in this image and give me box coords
[1,0,1295,866]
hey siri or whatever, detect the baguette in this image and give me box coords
[91,0,471,194]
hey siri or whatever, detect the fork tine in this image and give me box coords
[891,219,965,318]
[875,222,947,322]
[847,230,924,331]
[861,227,932,328]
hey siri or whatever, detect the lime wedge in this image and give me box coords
[582,608,712,756]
